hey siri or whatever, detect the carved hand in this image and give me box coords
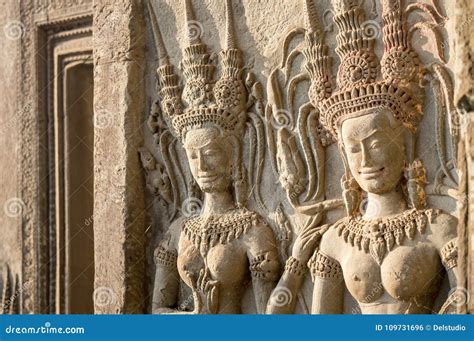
[276,128,306,201]
[291,217,325,264]
[195,268,220,314]
[438,288,465,314]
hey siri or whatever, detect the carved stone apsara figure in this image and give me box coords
[147,0,279,314]
[268,0,462,314]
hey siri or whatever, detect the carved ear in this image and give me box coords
[337,143,362,216]
[226,134,247,208]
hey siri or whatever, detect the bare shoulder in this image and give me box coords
[317,220,343,262]
[244,214,277,248]
[162,216,186,250]
[426,209,458,248]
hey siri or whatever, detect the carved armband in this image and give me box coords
[440,238,458,270]
[249,252,280,281]
[308,251,342,281]
[284,256,307,277]
[153,245,178,269]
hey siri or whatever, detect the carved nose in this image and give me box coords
[360,145,372,168]
[197,155,208,171]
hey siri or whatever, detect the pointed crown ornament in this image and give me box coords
[148,0,247,140]
[303,0,425,142]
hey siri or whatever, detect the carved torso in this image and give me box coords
[316,209,456,314]
[343,240,442,313]
[172,209,278,314]
[177,233,249,314]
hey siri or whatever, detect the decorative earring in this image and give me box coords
[188,177,201,201]
[341,173,362,217]
[404,159,428,210]
[233,162,247,209]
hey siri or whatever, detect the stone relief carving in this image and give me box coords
[267,0,463,314]
[141,0,465,314]
[142,0,279,314]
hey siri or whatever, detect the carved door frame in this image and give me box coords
[19,5,93,314]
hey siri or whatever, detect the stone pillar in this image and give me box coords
[452,0,474,314]
[458,115,474,314]
[92,0,146,314]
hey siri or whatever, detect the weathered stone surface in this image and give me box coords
[93,0,146,313]
[144,0,469,315]
[0,0,22,314]
[0,0,472,315]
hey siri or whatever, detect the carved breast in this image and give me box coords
[177,234,249,290]
[380,243,442,301]
[344,251,384,303]
[206,243,248,284]
[177,237,204,289]
[177,209,258,291]
[343,242,442,303]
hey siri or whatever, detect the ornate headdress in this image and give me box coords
[304,0,424,141]
[148,0,247,141]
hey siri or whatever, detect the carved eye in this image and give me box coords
[370,141,382,150]
[204,149,218,157]
[349,145,360,153]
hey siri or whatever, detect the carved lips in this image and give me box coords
[197,173,221,184]
[358,167,385,180]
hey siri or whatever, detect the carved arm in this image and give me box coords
[151,221,184,314]
[309,250,344,314]
[151,251,181,314]
[266,218,328,314]
[246,222,281,314]
[266,256,307,314]
[427,212,465,314]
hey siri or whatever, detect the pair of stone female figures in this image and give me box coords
[145,0,461,314]
[149,107,460,315]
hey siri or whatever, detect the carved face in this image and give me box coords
[184,127,233,193]
[341,109,406,194]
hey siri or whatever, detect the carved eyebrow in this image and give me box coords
[184,140,215,150]
[343,128,377,142]
[359,129,380,142]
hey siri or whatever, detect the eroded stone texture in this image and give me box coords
[0,0,21,313]
[93,0,146,313]
[144,0,280,314]
[143,0,470,314]
[450,0,474,314]
[0,0,472,315]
